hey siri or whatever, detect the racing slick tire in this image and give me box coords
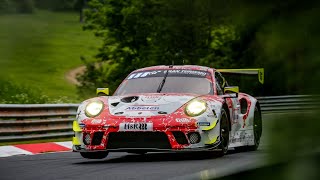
[215,108,230,157]
[235,105,262,152]
[80,151,109,159]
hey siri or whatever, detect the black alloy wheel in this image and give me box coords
[216,109,230,157]
[252,106,262,150]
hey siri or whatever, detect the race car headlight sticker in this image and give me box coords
[85,100,104,117]
[185,100,207,117]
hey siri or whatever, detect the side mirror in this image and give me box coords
[223,86,239,98]
[96,88,109,96]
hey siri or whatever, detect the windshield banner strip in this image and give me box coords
[127,70,208,79]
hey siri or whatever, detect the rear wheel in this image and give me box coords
[235,105,262,152]
[80,151,109,159]
[216,109,230,157]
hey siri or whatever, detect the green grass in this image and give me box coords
[0,11,101,102]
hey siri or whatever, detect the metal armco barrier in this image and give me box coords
[0,95,318,143]
[0,104,78,142]
[256,95,319,113]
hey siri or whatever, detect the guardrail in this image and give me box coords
[0,95,318,143]
[0,104,78,142]
[256,95,319,113]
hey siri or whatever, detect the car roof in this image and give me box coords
[133,65,212,72]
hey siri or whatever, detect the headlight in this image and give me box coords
[185,100,207,117]
[85,100,104,117]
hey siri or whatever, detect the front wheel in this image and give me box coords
[216,109,230,157]
[80,151,109,159]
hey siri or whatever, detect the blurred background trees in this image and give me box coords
[77,0,320,98]
[0,0,84,14]
[2,0,318,98]
[1,1,319,179]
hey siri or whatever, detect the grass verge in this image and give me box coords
[0,10,101,102]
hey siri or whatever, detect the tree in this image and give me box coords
[79,0,237,96]
[78,0,320,97]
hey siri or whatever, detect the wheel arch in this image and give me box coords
[222,103,231,131]
[255,100,262,118]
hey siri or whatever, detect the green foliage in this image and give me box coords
[79,0,320,97]
[199,24,240,68]
[0,0,15,14]
[77,61,121,98]
[0,0,35,14]
[34,0,81,11]
[0,11,101,102]
[13,0,35,13]
[0,79,48,104]
[80,0,239,94]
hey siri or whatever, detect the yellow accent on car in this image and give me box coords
[205,135,218,145]
[217,68,264,84]
[202,119,218,131]
[224,86,239,94]
[73,121,82,132]
[72,137,81,145]
[96,88,109,96]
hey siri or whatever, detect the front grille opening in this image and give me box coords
[91,132,104,145]
[171,131,188,144]
[107,132,171,149]
[187,132,201,144]
[83,133,91,145]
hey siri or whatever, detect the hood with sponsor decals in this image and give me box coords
[107,94,196,117]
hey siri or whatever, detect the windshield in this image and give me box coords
[114,69,213,96]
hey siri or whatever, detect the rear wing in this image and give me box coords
[217,68,264,84]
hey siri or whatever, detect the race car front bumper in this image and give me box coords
[72,120,221,152]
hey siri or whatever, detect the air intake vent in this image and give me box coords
[91,132,104,145]
[172,131,188,144]
[107,132,171,149]
[121,96,139,103]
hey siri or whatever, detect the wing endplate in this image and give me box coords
[217,68,264,84]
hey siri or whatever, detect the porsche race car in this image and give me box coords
[72,65,263,159]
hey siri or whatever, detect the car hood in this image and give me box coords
[107,94,197,117]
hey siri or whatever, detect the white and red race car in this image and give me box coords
[73,65,263,159]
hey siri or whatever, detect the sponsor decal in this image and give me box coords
[127,71,161,79]
[168,69,207,76]
[127,70,207,79]
[197,122,211,126]
[175,118,191,123]
[144,96,161,99]
[230,135,253,143]
[125,106,159,111]
[91,119,102,124]
[141,96,162,103]
[119,123,153,131]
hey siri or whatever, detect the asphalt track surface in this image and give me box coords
[0,114,274,180]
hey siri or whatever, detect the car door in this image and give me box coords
[214,72,240,128]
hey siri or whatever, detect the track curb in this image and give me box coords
[0,141,72,157]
